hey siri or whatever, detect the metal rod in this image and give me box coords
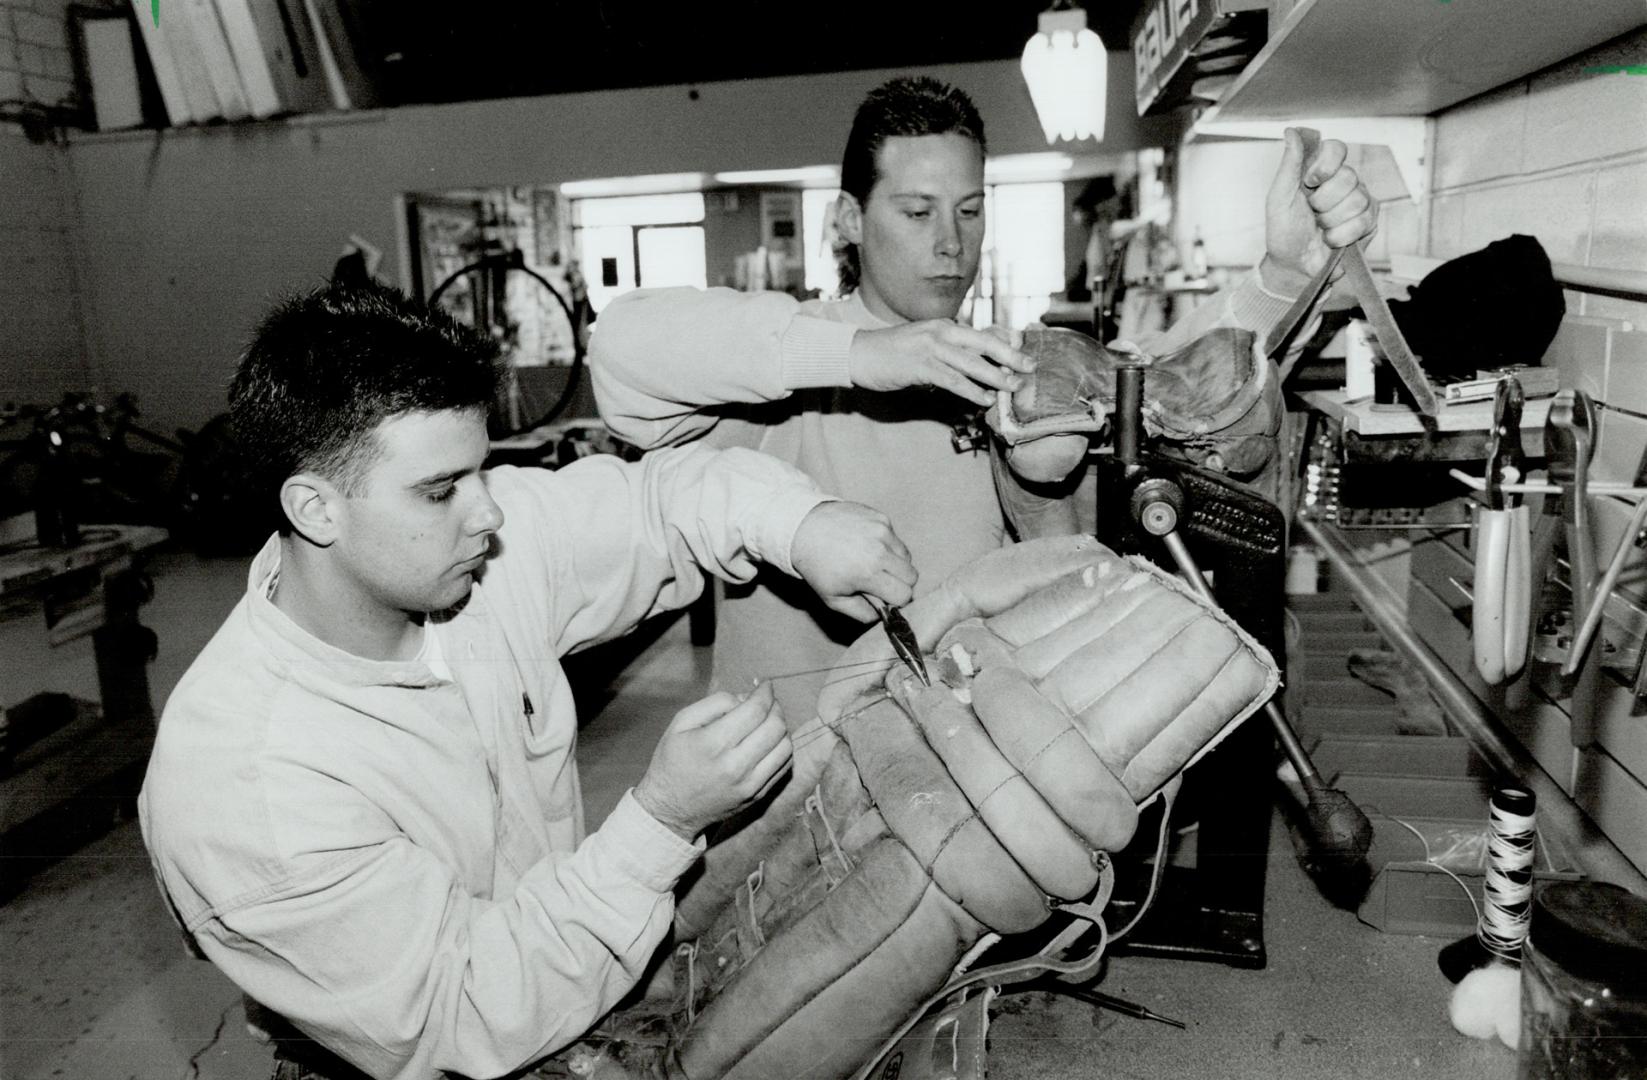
[1161,530,1325,787]
[1114,366,1144,466]
[1300,516,1647,894]
[1549,262,1647,302]
[1565,494,1647,676]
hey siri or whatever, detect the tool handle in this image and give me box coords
[1473,506,1512,685]
[1503,504,1531,682]
[1566,495,1647,675]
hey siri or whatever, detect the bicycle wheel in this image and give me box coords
[428,250,586,437]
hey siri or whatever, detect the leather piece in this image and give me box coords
[985,325,1283,483]
[893,678,1100,902]
[841,696,1049,933]
[675,841,968,1080]
[700,874,978,1080]
[968,665,1138,854]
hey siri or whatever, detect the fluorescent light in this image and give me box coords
[713,165,841,186]
[984,152,1075,182]
[558,172,707,197]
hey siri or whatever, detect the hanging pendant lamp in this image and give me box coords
[1021,0,1107,144]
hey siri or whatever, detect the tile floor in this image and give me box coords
[0,549,1519,1079]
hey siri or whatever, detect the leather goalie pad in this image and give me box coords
[985,325,1283,484]
[562,536,1278,1080]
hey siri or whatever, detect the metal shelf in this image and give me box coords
[1205,0,1646,123]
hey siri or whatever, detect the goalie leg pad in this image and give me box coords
[676,840,982,1080]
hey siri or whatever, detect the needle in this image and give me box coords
[1056,986,1187,1029]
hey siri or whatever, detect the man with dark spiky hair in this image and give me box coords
[593,74,1377,730]
[138,280,917,1080]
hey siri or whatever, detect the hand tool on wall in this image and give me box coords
[1565,495,1647,679]
[866,595,931,687]
[1472,377,1532,685]
[1544,389,1602,744]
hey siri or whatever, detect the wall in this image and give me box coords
[1428,29,1647,326]
[1173,138,1419,274]
[0,130,91,406]
[59,54,1174,436]
[0,0,90,406]
[1422,26,1647,873]
[1,0,80,112]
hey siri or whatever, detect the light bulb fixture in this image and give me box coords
[1020,0,1107,144]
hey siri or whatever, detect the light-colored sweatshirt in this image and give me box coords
[591,275,1301,725]
[138,446,830,1080]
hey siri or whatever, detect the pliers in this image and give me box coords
[1545,389,1602,744]
[867,596,931,687]
[1472,377,1531,685]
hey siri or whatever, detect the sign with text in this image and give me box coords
[1132,0,1265,115]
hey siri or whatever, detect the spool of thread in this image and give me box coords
[1477,785,1537,962]
[1443,785,1537,1050]
[1439,784,1538,982]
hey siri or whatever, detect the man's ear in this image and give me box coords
[279,473,341,546]
[836,192,864,246]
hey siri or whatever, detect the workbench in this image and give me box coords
[1298,388,1551,453]
[1,521,168,895]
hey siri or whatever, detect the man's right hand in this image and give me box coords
[632,682,792,841]
[849,321,1034,408]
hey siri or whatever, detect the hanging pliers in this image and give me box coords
[1473,377,1531,686]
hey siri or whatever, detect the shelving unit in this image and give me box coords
[1189,0,1647,201]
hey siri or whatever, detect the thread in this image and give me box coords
[1477,785,1537,964]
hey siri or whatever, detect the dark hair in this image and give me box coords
[835,76,987,295]
[229,281,500,532]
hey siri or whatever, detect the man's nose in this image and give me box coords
[469,488,505,535]
[935,216,962,258]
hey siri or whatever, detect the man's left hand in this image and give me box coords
[790,501,917,623]
[1261,127,1378,296]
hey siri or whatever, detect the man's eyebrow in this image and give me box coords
[410,466,474,488]
[888,190,985,201]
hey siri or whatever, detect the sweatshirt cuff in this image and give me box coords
[751,489,837,578]
[602,790,705,892]
[779,316,857,390]
[1229,268,1302,333]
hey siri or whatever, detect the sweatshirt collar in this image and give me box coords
[244,535,453,689]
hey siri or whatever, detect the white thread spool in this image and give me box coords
[1445,784,1537,1048]
[1478,785,1537,963]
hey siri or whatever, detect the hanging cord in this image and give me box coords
[1110,773,1182,942]
[1368,807,1483,928]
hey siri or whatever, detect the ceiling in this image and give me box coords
[350,1,1150,107]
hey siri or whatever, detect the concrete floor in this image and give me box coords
[0,549,1518,1079]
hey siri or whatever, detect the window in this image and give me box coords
[977,182,1066,330]
[574,194,708,312]
[803,188,843,296]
